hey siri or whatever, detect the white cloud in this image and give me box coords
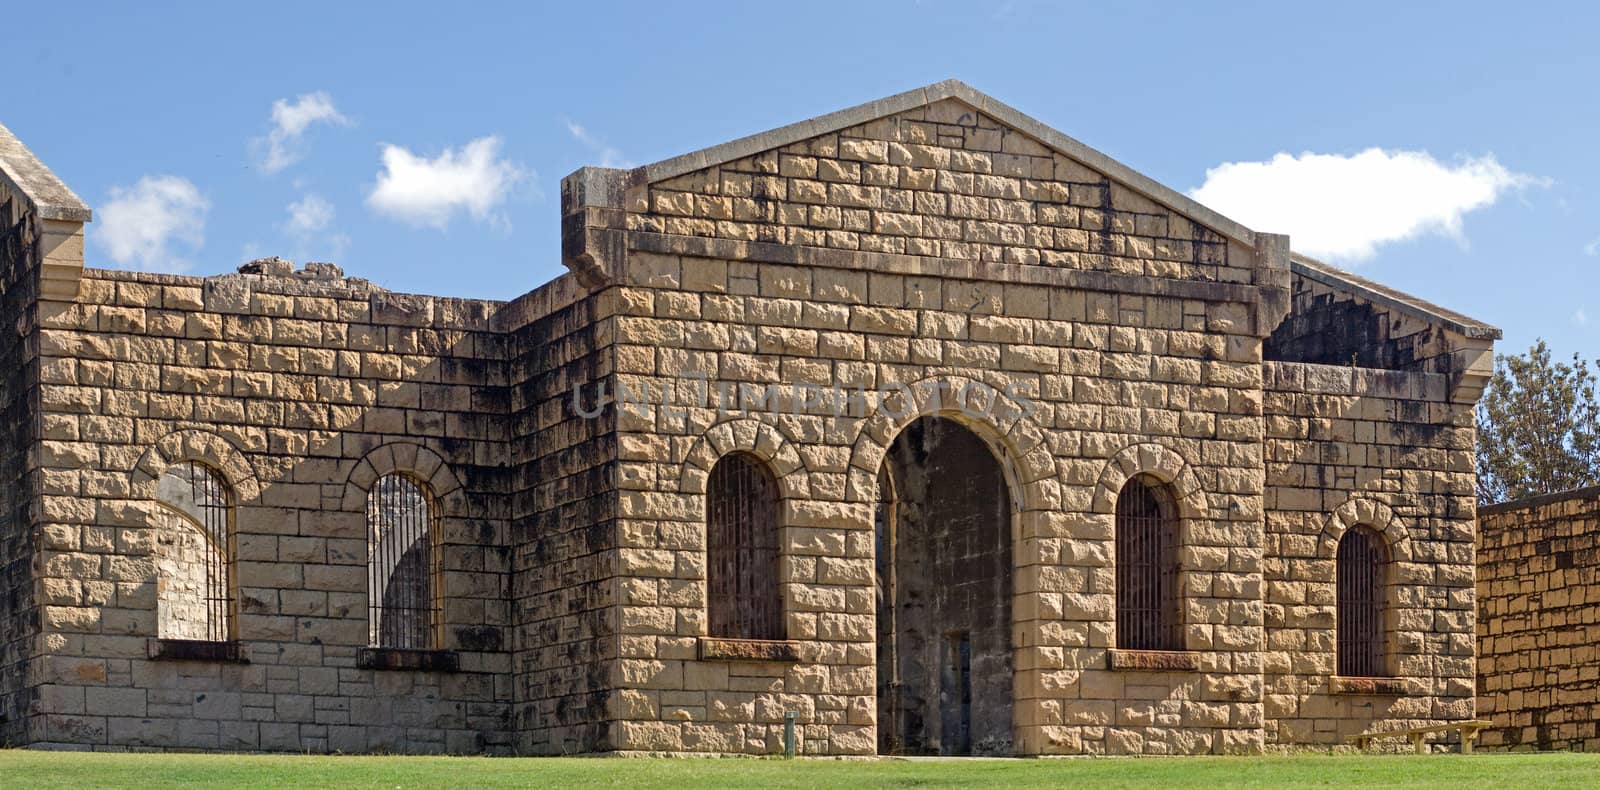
[280,193,349,259]
[564,120,632,169]
[365,136,527,229]
[94,176,209,272]
[254,92,351,174]
[1188,148,1539,263]
[1578,308,1590,327]
[1584,237,1600,257]
[284,193,335,236]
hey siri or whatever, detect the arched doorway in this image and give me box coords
[875,416,1013,756]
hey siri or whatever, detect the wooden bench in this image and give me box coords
[1347,720,1492,754]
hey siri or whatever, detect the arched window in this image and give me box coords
[1115,475,1181,651]
[155,461,234,642]
[1337,526,1387,677]
[367,474,439,650]
[707,453,782,641]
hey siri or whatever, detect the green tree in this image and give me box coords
[1475,340,1600,504]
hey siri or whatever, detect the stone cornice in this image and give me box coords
[627,230,1263,307]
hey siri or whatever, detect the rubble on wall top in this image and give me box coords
[231,257,375,289]
[238,257,347,280]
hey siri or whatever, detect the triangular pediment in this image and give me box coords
[639,79,1256,249]
[562,80,1498,346]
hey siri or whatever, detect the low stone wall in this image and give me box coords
[1477,486,1600,751]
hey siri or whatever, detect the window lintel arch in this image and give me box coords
[340,442,465,515]
[1092,442,1204,520]
[1318,496,1410,566]
[680,418,809,502]
[131,429,259,504]
[842,374,1057,513]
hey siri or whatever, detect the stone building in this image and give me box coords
[0,81,1499,755]
[1478,486,1600,751]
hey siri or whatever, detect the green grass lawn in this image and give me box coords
[2,750,1595,789]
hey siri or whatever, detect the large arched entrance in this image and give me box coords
[875,416,1014,756]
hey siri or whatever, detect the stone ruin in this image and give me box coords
[0,81,1506,755]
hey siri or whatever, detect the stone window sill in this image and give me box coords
[357,647,460,672]
[1107,648,1201,672]
[149,638,249,663]
[698,637,801,662]
[1331,676,1407,695]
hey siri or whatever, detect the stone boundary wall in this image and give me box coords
[1261,361,1477,748]
[25,266,516,752]
[1478,486,1600,751]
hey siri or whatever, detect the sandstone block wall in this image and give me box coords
[25,266,516,752]
[503,276,620,755]
[569,91,1495,756]
[1478,487,1600,751]
[635,98,1243,283]
[1261,361,1478,747]
[603,248,1269,755]
[596,94,1280,755]
[3,81,1501,757]
[0,184,42,745]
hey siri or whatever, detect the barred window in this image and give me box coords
[1337,526,1386,677]
[155,462,234,642]
[707,453,783,641]
[367,474,440,650]
[1115,475,1181,651]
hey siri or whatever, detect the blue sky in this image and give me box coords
[4,1,1593,360]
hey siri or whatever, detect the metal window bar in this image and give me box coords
[160,462,234,642]
[1337,527,1384,677]
[368,474,439,650]
[707,453,782,640]
[1115,476,1181,651]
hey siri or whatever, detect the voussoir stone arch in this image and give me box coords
[131,428,260,503]
[340,442,466,516]
[844,374,1058,513]
[679,418,810,501]
[1318,496,1411,563]
[1090,442,1205,520]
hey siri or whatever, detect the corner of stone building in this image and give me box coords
[0,122,90,745]
[0,195,43,747]
[502,271,625,756]
[561,167,633,289]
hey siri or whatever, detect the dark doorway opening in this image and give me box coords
[875,417,1013,756]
